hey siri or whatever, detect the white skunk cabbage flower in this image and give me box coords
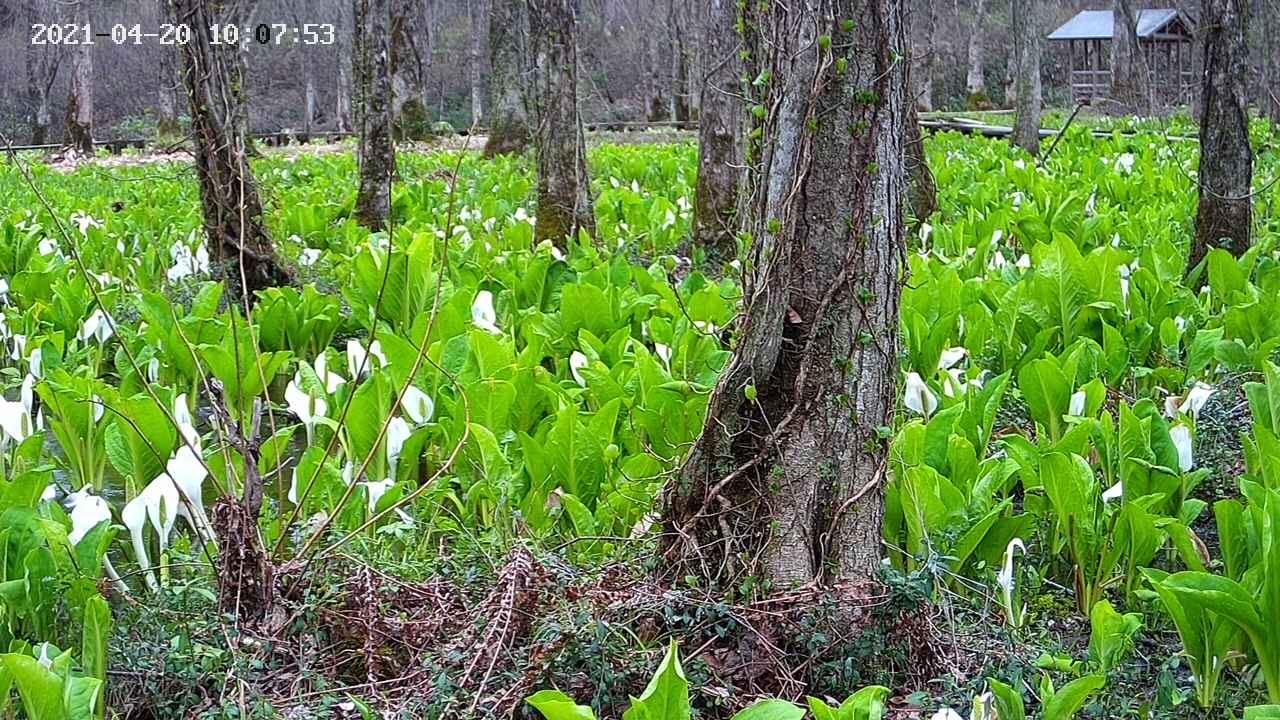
[362,478,395,515]
[298,248,322,267]
[1166,382,1215,420]
[938,347,968,370]
[285,378,328,439]
[314,353,346,394]
[78,308,114,345]
[66,487,112,545]
[1068,390,1087,417]
[904,372,938,418]
[70,211,102,235]
[1115,153,1135,174]
[1102,480,1124,503]
[471,290,501,334]
[122,474,180,592]
[385,416,411,473]
[346,339,386,378]
[0,376,41,445]
[1014,254,1031,270]
[996,538,1027,628]
[569,351,589,387]
[654,343,672,368]
[1170,423,1194,472]
[166,240,210,282]
[27,347,42,379]
[400,386,434,425]
[166,443,212,543]
[930,709,964,720]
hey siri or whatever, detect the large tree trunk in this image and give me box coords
[354,0,395,230]
[24,1,60,146]
[905,104,936,221]
[914,0,936,110]
[482,0,532,156]
[1110,0,1150,112]
[1188,0,1252,274]
[662,0,907,589]
[528,0,596,245]
[1011,0,1041,154]
[965,0,989,108]
[469,0,486,125]
[156,0,182,138]
[172,0,291,298]
[63,0,94,156]
[690,0,740,257]
[1264,0,1280,125]
[390,0,429,139]
[668,0,691,124]
[644,31,668,122]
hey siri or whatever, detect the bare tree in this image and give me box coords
[966,0,989,108]
[335,0,355,133]
[914,0,937,110]
[667,0,690,123]
[662,0,908,587]
[23,1,61,146]
[1264,0,1280,124]
[156,0,182,138]
[482,0,531,156]
[1011,0,1041,154]
[63,0,93,155]
[690,0,740,256]
[390,0,428,138]
[172,0,291,296]
[528,0,595,245]
[354,0,395,230]
[1189,0,1252,274]
[1110,0,1150,111]
[468,0,485,125]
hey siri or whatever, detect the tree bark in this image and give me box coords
[668,0,691,123]
[156,0,182,138]
[354,0,395,230]
[483,0,532,156]
[63,0,94,156]
[1189,0,1252,274]
[904,103,936,221]
[528,0,596,245]
[24,1,60,146]
[1110,0,1150,112]
[1264,0,1280,125]
[691,0,740,257]
[390,0,429,138]
[965,0,989,108]
[469,0,486,125]
[171,0,292,298]
[914,0,936,110]
[1011,0,1041,154]
[662,0,907,589]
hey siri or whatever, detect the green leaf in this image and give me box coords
[1041,673,1105,720]
[731,699,805,720]
[622,641,689,720]
[526,690,596,720]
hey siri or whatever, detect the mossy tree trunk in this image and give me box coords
[662,0,908,589]
[483,0,532,157]
[691,0,741,257]
[390,0,429,140]
[171,0,292,298]
[63,0,94,156]
[965,0,989,109]
[528,0,595,246]
[1188,0,1252,274]
[1011,0,1041,154]
[354,0,395,230]
[24,0,61,146]
[156,0,182,138]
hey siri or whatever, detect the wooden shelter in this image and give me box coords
[1047,9,1195,103]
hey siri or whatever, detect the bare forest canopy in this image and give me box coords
[3,0,1270,146]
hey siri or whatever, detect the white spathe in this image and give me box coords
[996,538,1026,627]
[346,339,387,378]
[1102,480,1124,503]
[904,372,938,417]
[1170,423,1194,473]
[285,378,328,430]
[386,416,411,471]
[569,351,589,387]
[363,478,395,515]
[1068,390,1087,417]
[314,353,347,394]
[938,347,968,370]
[66,487,112,546]
[121,473,181,592]
[472,290,501,334]
[401,385,435,425]
[78,308,114,345]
